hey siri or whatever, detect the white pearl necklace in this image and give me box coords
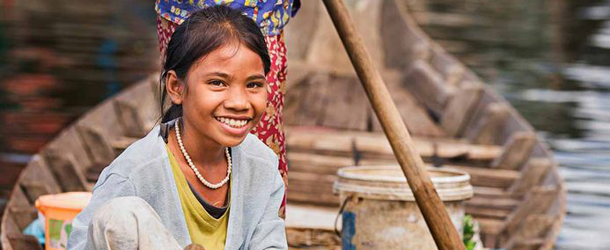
[175,119,231,189]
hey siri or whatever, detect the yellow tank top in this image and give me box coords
[166,145,230,250]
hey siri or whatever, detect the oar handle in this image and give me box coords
[321,0,466,249]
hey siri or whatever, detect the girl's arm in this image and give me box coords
[67,172,136,250]
[248,167,288,250]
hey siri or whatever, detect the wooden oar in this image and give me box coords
[321,0,466,249]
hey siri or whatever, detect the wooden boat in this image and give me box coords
[0,1,565,249]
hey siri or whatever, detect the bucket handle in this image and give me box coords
[334,194,353,237]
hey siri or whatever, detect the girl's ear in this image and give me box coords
[166,70,184,105]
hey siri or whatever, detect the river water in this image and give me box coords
[492,6,610,250]
[410,1,610,249]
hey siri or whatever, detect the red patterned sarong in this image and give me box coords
[156,17,288,217]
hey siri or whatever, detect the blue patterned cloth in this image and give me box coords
[155,0,300,36]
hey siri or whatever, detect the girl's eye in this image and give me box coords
[247,82,264,88]
[209,80,226,87]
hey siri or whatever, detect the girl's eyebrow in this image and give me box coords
[206,72,231,79]
[246,75,266,81]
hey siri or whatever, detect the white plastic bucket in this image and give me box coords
[334,165,473,250]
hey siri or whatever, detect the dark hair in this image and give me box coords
[160,5,271,123]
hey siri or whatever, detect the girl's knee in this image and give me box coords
[92,197,154,224]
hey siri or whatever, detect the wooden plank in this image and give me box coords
[288,181,336,196]
[476,217,503,249]
[288,172,337,187]
[492,132,537,170]
[7,206,37,233]
[475,218,504,235]
[504,215,556,250]
[440,84,483,137]
[7,186,31,208]
[76,94,128,146]
[465,206,511,220]
[509,158,552,195]
[287,172,338,206]
[501,186,560,236]
[113,76,160,137]
[466,103,510,145]
[284,62,313,94]
[305,74,332,127]
[472,187,524,201]
[284,67,443,136]
[288,152,356,176]
[303,2,354,71]
[402,60,454,116]
[446,165,520,188]
[1,187,31,249]
[286,128,502,163]
[287,69,439,133]
[319,75,369,130]
[466,196,520,211]
[287,192,339,207]
[19,181,51,204]
[507,240,545,250]
[429,43,466,87]
[380,0,430,69]
[43,127,93,174]
[283,0,322,61]
[443,165,519,189]
[421,139,501,162]
[461,70,485,86]
[42,152,87,192]
[18,155,61,204]
[289,151,517,189]
[287,190,338,206]
[287,227,340,249]
[76,125,116,168]
[6,233,43,250]
[372,70,445,137]
[284,73,333,127]
[1,216,20,250]
[114,99,147,138]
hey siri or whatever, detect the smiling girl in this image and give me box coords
[157,0,301,221]
[67,6,286,250]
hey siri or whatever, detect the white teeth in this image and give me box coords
[216,117,249,128]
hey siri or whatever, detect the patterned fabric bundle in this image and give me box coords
[155,0,299,36]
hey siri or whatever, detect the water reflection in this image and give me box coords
[509,13,610,250]
[412,0,610,249]
[520,89,610,250]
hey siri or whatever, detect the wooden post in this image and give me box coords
[321,0,465,249]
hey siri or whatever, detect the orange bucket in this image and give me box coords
[35,192,92,250]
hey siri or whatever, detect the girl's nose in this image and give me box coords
[224,88,250,111]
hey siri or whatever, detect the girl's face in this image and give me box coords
[167,42,268,147]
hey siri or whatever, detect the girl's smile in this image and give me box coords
[214,116,253,135]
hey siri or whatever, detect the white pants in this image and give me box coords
[87,196,183,250]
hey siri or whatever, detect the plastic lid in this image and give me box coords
[35,192,92,212]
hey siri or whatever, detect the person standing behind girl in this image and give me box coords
[68,6,287,250]
[156,0,301,219]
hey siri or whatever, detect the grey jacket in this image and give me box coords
[67,121,287,250]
